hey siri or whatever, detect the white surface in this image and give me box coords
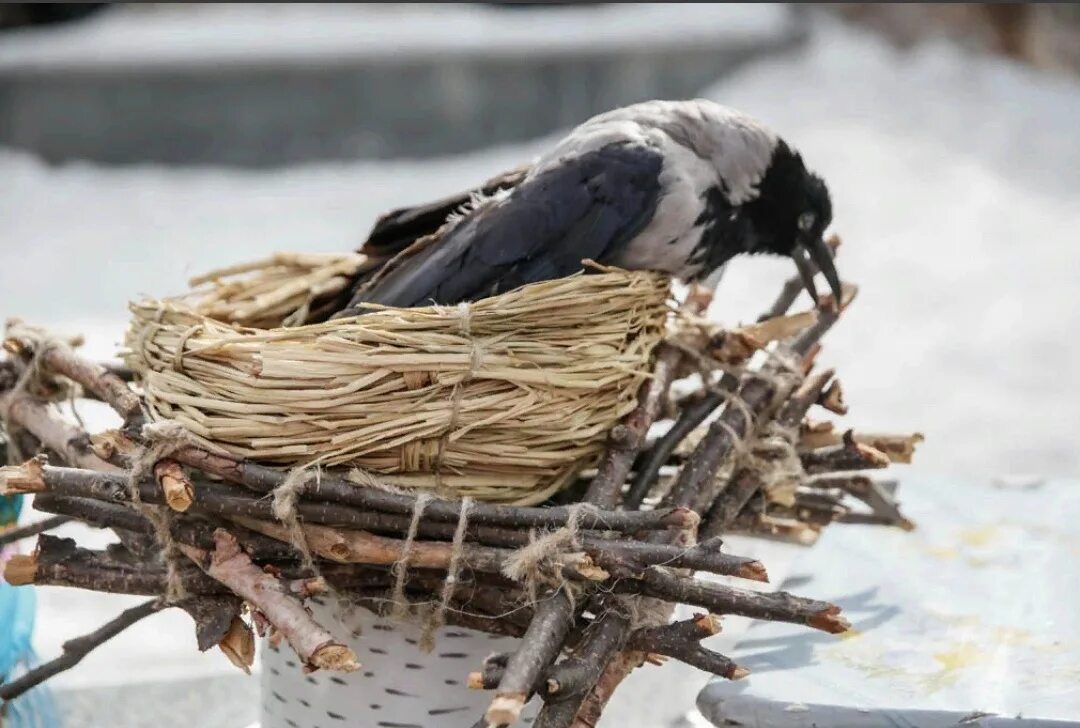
[0,3,789,72]
[698,476,1080,723]
[0,10,1077,713]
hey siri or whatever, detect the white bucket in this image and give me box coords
[259,598,540,728]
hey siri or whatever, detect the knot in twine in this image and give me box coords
[0,321,78,418]
[270,464,320,570]
[740,420,803,508]
[501,503,595,605]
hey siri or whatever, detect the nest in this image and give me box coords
[0,235,926,728]
[122,254,671,504]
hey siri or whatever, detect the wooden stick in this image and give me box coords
[38,343,143,426]
[0,514,71,548]
[533,611,629,728]
[154,459,194,512]
[583,343,683,508]
[633,568,849,634]
[486,590,575,726]
[663,374,778,514]
[800,431,891,474]
[0,394,117,472]
[817,379,847,415]
[30,493,298,561]
[172,446,694,533]
[4,535,222,596]
[0,599,164,703]
[232,516,579,580]
[804,474,914,530]
[799,429,925,464]
[179,530,359,673]
[592,536,767,583]
[625,373,738,509]
[699,468,767,541]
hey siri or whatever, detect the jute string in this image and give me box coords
[135,421,207,604]
[502,502,593,605]
[742,420,804,507]
[390,492,433,622]
[270,464,320,570]
[421,496,473,652]
[0,322,76,422]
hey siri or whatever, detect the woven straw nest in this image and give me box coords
[122,253,674,505]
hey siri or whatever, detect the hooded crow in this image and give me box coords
[341,98,838,314]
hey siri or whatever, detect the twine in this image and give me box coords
[421,496,474,652]
[0,321,76,419]
[390,492,433,622]
[132,421,204,605]
[743,420,804,507]
[502,503,592,605]
[0,325,62,464]
[271,464,319,570]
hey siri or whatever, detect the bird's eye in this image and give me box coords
[798,212,816,232]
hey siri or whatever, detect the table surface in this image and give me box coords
[696,475,1080,728]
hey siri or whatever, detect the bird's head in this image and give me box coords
[737,140,840,305]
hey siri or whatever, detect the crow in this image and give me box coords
[339,98,839,315]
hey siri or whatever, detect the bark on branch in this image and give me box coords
[179,529,359,673]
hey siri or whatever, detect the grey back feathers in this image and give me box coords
[533,99,778,205]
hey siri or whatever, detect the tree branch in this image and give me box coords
[0,599,163,703]
[179,530,359,673]
[0,514,71,548]
[172,446,694,533]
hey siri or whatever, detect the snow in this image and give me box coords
[0,3,789,72]
[1,11,1079,706]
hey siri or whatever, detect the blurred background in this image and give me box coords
[0,3,1078,727]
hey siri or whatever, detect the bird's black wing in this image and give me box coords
[358,165,531,261]
[343,142,664,310]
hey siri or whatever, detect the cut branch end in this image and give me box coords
[218,616,255,675]
[808,605,851,634]
[737,561,769,583]
[0,458,47,495]
[487,693,527,726]
[155,459,194,513]
[3,553,39,586]
[309,642,360,673]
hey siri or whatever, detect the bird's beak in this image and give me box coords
[794,236,842,306]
